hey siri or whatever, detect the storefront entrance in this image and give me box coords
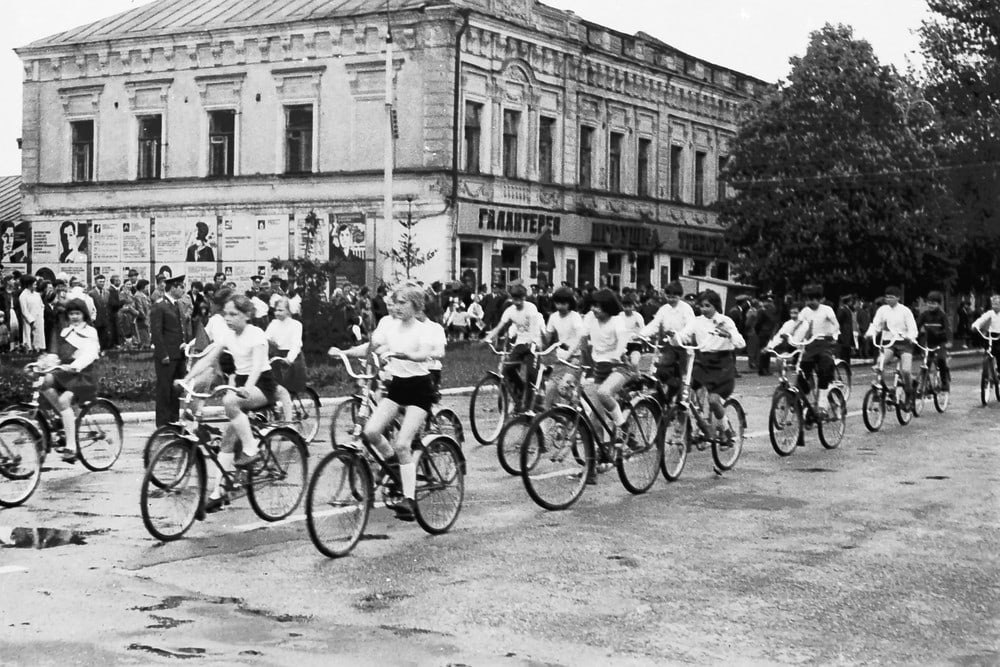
[578,250,595,288]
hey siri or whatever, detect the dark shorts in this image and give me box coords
[51,369,96,405]
[235,370,278,406]
[692,351,736,399]
[219,352,236,375]
[884,340,914,357]
[270,349,307,394]
[593,360,635,385]
[625,341,644,354]
[386,374,434,413]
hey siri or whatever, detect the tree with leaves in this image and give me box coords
[920,0,1000,292]
[721,24,954,299]
[380,206,438,281]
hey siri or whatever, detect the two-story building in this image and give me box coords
[15,0,765,291]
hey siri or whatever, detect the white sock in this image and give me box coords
[212,452,235,498]
[60,408,77,450]
[399,462,416,500]
[611,404,626,427]
[818,388,829,407]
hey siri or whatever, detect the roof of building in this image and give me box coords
[0,176,21,223]
[23,0,432,49]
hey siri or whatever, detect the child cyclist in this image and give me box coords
[328,283,445,522]
[541,286,584,409]
[917,290,951,392]
[617,293,646,368]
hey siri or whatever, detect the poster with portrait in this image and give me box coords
[178,218,217,263]
[330,213,366,286]
[221,217,255,261]
[153,218,189,265]
[0,221,29,264]
[91,221,123,263]
[152,262,184,281]
[121,219,151,263]
[255,217,288,261]
[294,213,328,261]
[53,221,89,264]
[31,220,61,264]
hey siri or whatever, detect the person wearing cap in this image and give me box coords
[541,286,584,409]
[563,288,634,477]
[640,281,695,401]
[677,289,745,435]
[791,284,841,415]
[754,294,778,375]
[40,297,100,461]
[150,274,187,426]
[484,283,546,411]
[865,286,919,408]
[917,290,951,392]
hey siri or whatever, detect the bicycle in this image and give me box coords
[766,338,847,456]
[861,335,914,432]
[306,353,465,558]
[517,356,663,511]
[833,357,853,402]
[0,414,44,507]
[493,341,564,475]
[1,360,124,472]
[469,340,548,445]
[267,356,322,443]
[978,329,1000,407]
[912,342,949,415]
[657,341,747,481]
[140,382,309,542]
[328,353,464,451]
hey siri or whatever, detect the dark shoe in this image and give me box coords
[585,467,598,485]
[204,494,230,513]
[391,497,416,521]
[57,447,77,463]
[234,451,259,468]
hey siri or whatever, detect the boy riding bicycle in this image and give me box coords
[917,290,951,391]
[865,286,918,408]
[792,284,840,416]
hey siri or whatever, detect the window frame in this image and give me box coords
[464,101,483,174]
[502,109,521,178]
[136,114,163,181]
[538,115,557,184]
[70,119,95,183]
[284,104,315,175]
[207,108,238,178]
[608,131,624,193]
[579,125,595,189]
[637,137,652,197]
[694,150,707,206]
[669,145,684,201]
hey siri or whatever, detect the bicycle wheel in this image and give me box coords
[289,387,321,443]
[247,427,308,521]
[433,407,465,448]
[143,424,182,471]
[616,396,663,495]
[769,388,802,457]
[496,413,533,476]
[912,372,927,417]
[818,387,846,449]
[994,363,1000,402]
[414,436,464,535]
[75,399,124,472]
[894,384,912,425]
[306,450,371,558]
[140,440,205,542]
[932,369,949,413]
[834,360,852,402]
[862,387,885,432]
[0,417,43,508]
[469,374,508,445]
[520,407,593,511]
[659,407,689,482]
[981,362,990,406]
[329,396,361,449]
[712,398,745,471]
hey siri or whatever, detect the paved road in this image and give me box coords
[1,362,997,665]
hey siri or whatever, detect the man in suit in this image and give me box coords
[89,274,111,350]
[150,274,187,426]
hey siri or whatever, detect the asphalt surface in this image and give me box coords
[0,355,997,666]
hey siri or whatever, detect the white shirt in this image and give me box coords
[204,313,229,343]
[497,301,544,346]
[768,318,800,349]
[546,310,584,350]
[616,311,645,339]
[60,323,100,371]
[371,316,446,378]
[866,304,918,340]
[973,309,1000,333]
[217,324,269,376]
[581,311,630,363]
[794,304,840,339]
[250,295,269,319]
[679,314,746,352]
[288,294,302,316]
[640,299,696,339]
[265,317,303,362]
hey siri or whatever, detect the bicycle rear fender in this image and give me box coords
[417,433,467,474]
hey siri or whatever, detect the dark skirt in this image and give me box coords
[235,370,278,406]
[270,348,307,394]
[692,351,736,399]
[51,368,97,405]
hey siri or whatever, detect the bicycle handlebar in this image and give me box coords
[268,356,291,365]
[173,380,242,400]
[874,333,908,349]
[330,351,379,381]
[913,342,940,354]
[24,360,76,374]
[181,340,213,361]
[977,329,1000,342]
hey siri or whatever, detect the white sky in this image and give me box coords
[1,0,930,176]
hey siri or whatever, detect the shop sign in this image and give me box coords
[476,207,561,236]
[591,222,660,249]
[678,231,725,257]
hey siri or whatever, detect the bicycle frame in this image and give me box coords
[871,335,909,397]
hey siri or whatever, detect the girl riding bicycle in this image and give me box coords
[328,284,446,522]
[40,298,100,461]
[183,294,277,512]
[676,289,745,433]
[265,296,305,422]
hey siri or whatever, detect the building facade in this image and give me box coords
[16,0,765,291]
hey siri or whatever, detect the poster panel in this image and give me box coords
[255,217,288,261]
[0,221,29,264]
[32,220,61,264]
[1,263,27,277]
[122,219,151,263]
[121,264,150,282]
[221,263,261,292]
[329,213,366,263]
[91,221,123,263]
[154,218,190,265]
[185,263,217,287]
[294,213,329,261]
[59,264,88,285]
[221,217,255,261]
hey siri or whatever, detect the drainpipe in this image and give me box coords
[449,8,471,280]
